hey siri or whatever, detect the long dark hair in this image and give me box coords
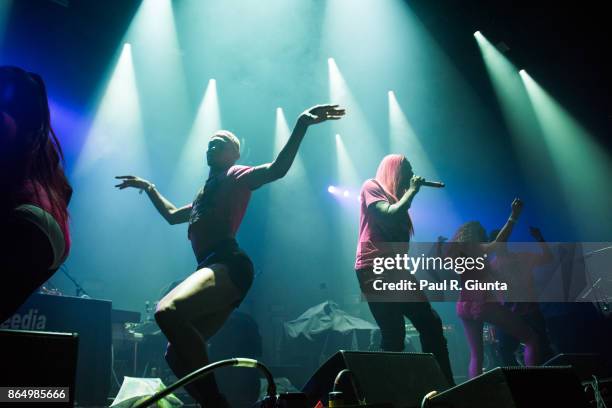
[0,66,72,220]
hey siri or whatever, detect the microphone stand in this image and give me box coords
[62,268,91,298]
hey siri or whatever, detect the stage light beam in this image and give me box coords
[520,71,612,238]
[474,32,530,132]
[124,0,190,149]
[75,43,147,176]
[388,90,437,178]
[335,133,360,187]
[328,58,382,171]
[274,107,306,179]
[474,31,561,215]
[170,79,220,194]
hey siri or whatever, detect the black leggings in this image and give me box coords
[366,300,455,386]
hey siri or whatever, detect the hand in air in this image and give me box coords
[114,175,150,190]
[511,197,523,217]
[528,226,543,241]
[298,104,346,126]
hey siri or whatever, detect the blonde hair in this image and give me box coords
[211,130,240,157]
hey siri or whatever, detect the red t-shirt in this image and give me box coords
[188,165,255,260]
[354,179,411,270]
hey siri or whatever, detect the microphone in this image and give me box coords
[421,180,445,188]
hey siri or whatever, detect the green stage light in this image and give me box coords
[125,0,189,153]
[75,42,147,176]
[171,78,220,194]
[335,133,359,186]
[274,107,289,156]
[388,90,460,236]
[327,57,382,173]
[263,106,325,276]
[274,107,305,179]
[474,31,560,217]
[388,90,437,178]
[520,71,612,238]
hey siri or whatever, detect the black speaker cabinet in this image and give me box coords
[0,329,78,407]
[426,366,589,408]
[1,294,111,406]
[302,351,450,408]
[543,353,611,381]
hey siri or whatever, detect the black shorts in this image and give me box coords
[197,239,254,307]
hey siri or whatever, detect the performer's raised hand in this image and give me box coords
[114,175,151,190]
[511,197,523,218]
[298,104,346,126]
[239,104,345,190]
[529,226,544,242]
[115,175,190,224]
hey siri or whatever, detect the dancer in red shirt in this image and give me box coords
[116,104,345,407]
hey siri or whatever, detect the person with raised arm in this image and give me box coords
[490,225,554,365]
[452,198,541,378]
[115,104,345,407]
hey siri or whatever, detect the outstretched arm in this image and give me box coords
[529,226,554,265]
[484,198,523,253]
[243,104,345,190]
[114,176,191,225]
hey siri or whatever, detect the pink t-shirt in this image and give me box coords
[188,165,255,260]
[354,179,411,270]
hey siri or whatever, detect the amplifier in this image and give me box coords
[1,293,112,406]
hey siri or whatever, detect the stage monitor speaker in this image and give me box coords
[0,329,78,407]
[543,353,611,381]
[302,351,449,408]
[426,366,589,408]
[1,294,112,405]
